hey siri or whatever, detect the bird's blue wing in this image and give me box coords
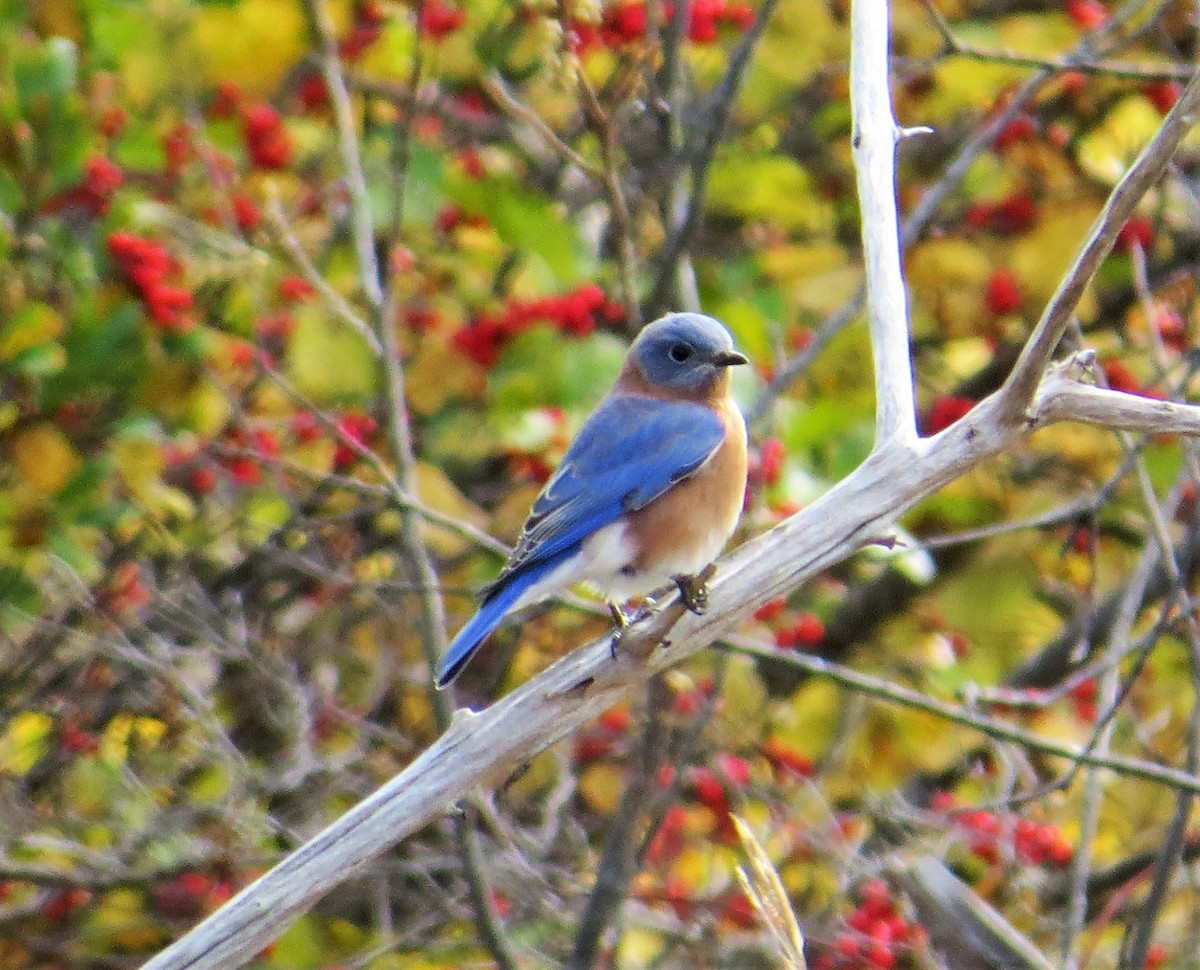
[493,394,726,587]
[435,395,725,687]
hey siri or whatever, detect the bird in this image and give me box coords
[435,311,749,688]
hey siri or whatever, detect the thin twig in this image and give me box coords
[576,69,641,328]
[481,71,600,178]
[302,0,384,310]
[263,195,383,356]
[922,0,1192,81]
[646,0,779,315]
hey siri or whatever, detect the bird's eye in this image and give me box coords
[668,343,693,363]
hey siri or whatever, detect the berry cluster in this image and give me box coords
[332,411,379,471]
[571,0,754,50]
[932,792,1073,867]
[753,595,827,649]
[573,703,633,764]
[452,284,624,367]
[152,872,232,920]
[339,0,386,58]
[773,611,826,650]
[813,880,924,970]
[107,232,195,333]
[46,155,124,218]
[748,437,785,487]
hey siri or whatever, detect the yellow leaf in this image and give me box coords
[759,243,861,318]
[31,0,85,42]
[0,302,63,360]
[112,435,164,498]
[578,762,624,815]
[708,155,834,234]
[407,337,484,415]
[615,928,666,968]
[906,238,991,339]
[0,711,53,774]
[286,305,377,401]
[1010,201,1103,312]
[11,423,80,495]
[192,0,314,96]
[1077,97,1166,185]
[733,814,807,970]
[414,461,489,557]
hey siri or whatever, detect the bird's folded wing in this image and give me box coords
[484,395,726,596]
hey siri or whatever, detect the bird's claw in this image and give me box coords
[673,573,709,615]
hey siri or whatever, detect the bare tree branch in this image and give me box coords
[851,0,918,446]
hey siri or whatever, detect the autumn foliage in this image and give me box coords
[1,0,1199,968]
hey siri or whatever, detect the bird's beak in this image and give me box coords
[714,350,749,367]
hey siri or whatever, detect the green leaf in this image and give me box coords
[451,175,588,285]
[488,325,625,414]
[285,305,378,402]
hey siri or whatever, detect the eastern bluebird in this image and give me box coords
[435,312,749,688]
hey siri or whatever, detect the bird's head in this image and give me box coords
[627,313,748,397]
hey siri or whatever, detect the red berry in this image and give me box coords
[645,805,687,864]
[598,704,632,734]
[994,113,1036,150]
[1066,0,1109,29]
[714,752,751,788]
[418,0,466,37]
[573,732,617,764]
[1102,359,1139,393]
[189,466,217,495]
[1144,80,1181,114]
[834,933,860,959]
[688,766,728,813]
[758,437,785,485]
[754,597,786,622]
[210,81,242,118]
[1144,944,1168,969]
[42,887,89,923]
[59,723,100,754]
[1151,305,1187,349]
[720,890,757,929]
[992,192,1037,233]
[671,687,703,717]
[226,456,261,486]
[231,193,261,233]
[82,155,124,198]
[602,2,647,43]
[792,611,825,647]
[243,103,282,139]
[98,105,128,137]
[1117,215,1154,253]
[760,737,815,778]
[924,395,974,434]
[867,943,896,968]
[984,269,1023,316]
[278,272,316,302]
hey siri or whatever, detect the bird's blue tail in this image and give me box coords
[436,559,560,688]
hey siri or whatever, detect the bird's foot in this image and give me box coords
[673,572,710,615]
[608,602,630,658]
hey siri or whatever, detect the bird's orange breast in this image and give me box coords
[623,397,748,577]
